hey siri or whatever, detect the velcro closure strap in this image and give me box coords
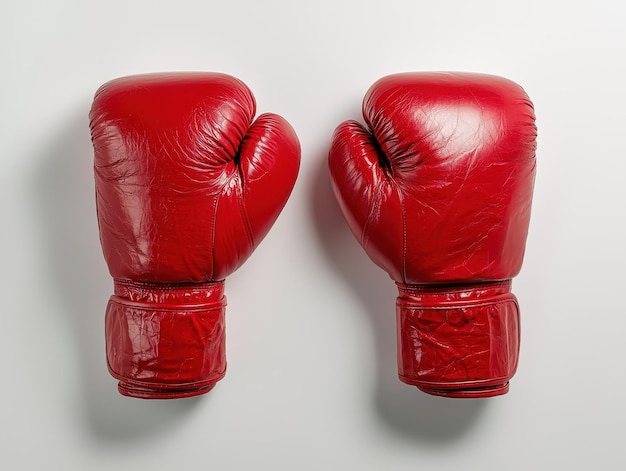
[105,280,227,396]
[396,281,520,396]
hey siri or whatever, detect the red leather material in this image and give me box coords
[106,281,226,399]
[329,72,536,397]
[90,73,300,398]
[396,281,519,398]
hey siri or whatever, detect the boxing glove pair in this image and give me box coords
[90,72,536,399]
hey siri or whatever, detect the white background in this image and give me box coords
[1,0,625,469]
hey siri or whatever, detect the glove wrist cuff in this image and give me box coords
[396,280,520,398]
[105,280,227,399]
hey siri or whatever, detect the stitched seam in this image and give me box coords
[398,298,516,310]
[109,297,226,312]
[210,193,220,280]
[361,182,383,248]
[397,280,512,294]
[399,376,511,386]
[236,176,255,250]
[110,370,228,389]
[397,184,407,284]
[114,279,224,290]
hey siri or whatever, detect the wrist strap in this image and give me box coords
[396,281,520,398]
[105,280,227,399]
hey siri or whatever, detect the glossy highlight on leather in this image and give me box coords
[90,72,300,399]
[329,72,536,398]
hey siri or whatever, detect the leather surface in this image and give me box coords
[329,72,536,397]
[90,72,300,398]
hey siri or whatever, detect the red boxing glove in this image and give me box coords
[90,73,300,399]
[329,72,536,398]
